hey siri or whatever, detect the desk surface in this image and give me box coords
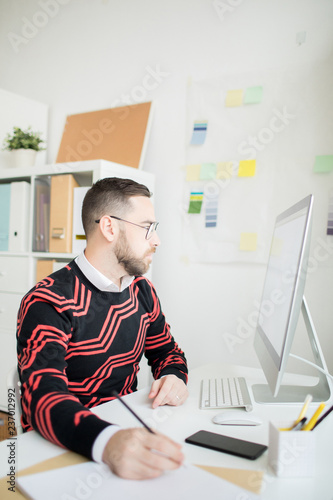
[1,364,332,500]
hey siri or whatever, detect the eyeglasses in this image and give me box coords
[95,215,159,240]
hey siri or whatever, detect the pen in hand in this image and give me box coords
[112,390,185,467]
[112,390,154,433]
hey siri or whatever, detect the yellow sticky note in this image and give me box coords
[238,160,256,177]
[225,89,243,107]
[240,233,257,252]
[186,164,201,181]
[216,161,234,180]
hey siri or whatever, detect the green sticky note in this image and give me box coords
[313,155,333,173]
[244,86,263,104]
[200,162,217,180]
[188,200,203,214]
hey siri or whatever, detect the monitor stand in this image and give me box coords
[252,296,332,404]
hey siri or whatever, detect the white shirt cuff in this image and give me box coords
[91,425,121,464]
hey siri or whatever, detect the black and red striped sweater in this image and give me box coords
[16,261,188,459]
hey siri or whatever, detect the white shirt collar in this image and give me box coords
[75,252,134,293]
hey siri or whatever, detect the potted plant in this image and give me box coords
[2,126,45,167]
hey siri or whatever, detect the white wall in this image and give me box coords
[0,88,48,167]
[1,0,332,377]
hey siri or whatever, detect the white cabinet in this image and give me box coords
[0,256,30,293]
[0,293,23,329]
[0,160,155,410]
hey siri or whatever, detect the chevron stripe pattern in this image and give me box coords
[17,261,188,459]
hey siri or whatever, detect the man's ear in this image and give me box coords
[98,216,116,242]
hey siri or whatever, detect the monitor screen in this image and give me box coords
[253,194,330,403]
[258,203,309,363]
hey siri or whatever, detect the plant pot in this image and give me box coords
[11,148,37,168]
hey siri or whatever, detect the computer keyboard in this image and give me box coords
[200,377,253,411]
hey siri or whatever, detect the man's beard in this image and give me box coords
[114,231,155,276]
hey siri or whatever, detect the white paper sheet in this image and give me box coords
[17,461,259,500]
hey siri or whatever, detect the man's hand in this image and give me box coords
[102,428,184,479]
[148,375,189,409]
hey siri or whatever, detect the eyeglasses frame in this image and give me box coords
[95,215,159,240]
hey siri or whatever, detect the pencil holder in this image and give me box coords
[268,421,316,477]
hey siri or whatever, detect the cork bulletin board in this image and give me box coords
[56,101,153,169]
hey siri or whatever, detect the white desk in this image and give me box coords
[0,364,332,499]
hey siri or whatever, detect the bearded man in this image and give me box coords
[17,177,188,480]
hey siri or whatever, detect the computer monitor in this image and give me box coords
[253,194,331,403]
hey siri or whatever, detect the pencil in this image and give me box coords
[295,394,312,424]
[279,394,312,431]
[302,402,325,431]
[311,403,333,430]
[112,390,155,434]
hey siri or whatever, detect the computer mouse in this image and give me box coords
[212,410,263,426]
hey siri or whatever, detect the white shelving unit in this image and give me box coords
[0,159,155,411]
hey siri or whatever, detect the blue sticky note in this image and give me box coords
[190,121,208,145]
[205,196,218,228]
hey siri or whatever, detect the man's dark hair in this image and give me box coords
[82,177,151,238]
